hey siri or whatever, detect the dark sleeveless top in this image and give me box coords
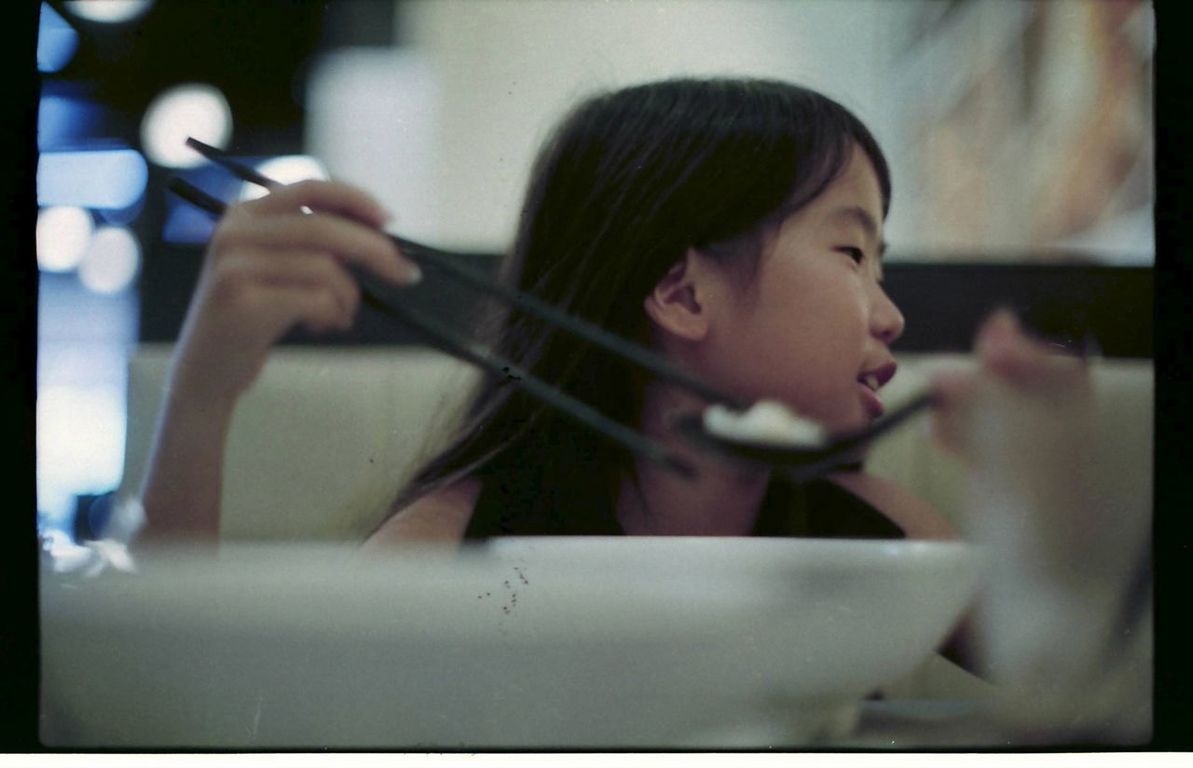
[462,473,905,540]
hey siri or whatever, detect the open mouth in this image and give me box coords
[856,364,895,418]
[857,381,885,418]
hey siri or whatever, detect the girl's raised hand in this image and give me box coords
[168,179,422,406]
[927,316,1149,727]
[929,309,1091,461]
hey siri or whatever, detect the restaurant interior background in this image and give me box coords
[34,0,1155,543]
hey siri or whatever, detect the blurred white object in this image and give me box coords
[78,226,140,295]
[960,359,1153,743]
[40,538,979,748]
[105,495,146,546]
[306,49,441,243]
[64,0,154,24]
[140,83,232,169]
[238,156,329,202]
[43,536,137,577]
[36,206,93,272]
[703,399,826,447]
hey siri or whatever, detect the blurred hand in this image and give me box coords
[168,180,422,405]
[929,309,1090,461]
[928,310,1150,736]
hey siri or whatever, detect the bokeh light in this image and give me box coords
[38,3,79,73]
[239,156,329,201]
[64,0,154,24]
[37,148,149,210]
[37,385,127,528]
[78,226,141,294]
[140,83,233,168]
[37,206,94,273]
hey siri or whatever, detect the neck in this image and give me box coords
[616,382,772,536]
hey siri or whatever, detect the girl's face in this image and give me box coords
[701,145,904,434]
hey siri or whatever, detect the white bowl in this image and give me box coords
[41,537,980,748]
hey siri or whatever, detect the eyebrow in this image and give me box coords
[827,205,887,258]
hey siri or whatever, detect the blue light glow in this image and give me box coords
[38,94,105,150]
[38,3,79,73]
[162,165,243,244]
[162,203,218,245]
[38,148,149,210]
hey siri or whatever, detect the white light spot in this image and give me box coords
[36,385,126,522]
[64,0,154,24]
[78,226,140,294]
[140,84,232,168]
[37,206,93,273]
[239,156,329,201]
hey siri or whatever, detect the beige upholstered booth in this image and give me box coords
[116,346,1153,544]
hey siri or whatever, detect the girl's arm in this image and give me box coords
[136,386,238,543]
[136,180,421,546]
[824,470,957,541]
[362,477,482,549]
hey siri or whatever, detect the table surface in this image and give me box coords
[828,699,1150,750]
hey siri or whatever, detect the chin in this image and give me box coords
[823,406,872,435]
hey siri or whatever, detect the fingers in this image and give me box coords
[254,282,354,336]
[240,178,393,228]
[974,309,1088,396]
[174,179,420,402]
[211,270,356,339]
[221,180,422,287]
[217,248,361,327]
[928,368,978,457]
[928,309,1092,459]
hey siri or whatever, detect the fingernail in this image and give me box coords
[987,308,1019,333]
[405,264,423,285]
[977,308,1017,350]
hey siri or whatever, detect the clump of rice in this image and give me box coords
[702,400,827,448]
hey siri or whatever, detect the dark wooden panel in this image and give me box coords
[881,262,1153,358]
[139,252,1155,359]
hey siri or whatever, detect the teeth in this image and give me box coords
[863,374,880,391]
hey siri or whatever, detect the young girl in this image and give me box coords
[139,77,1081,552]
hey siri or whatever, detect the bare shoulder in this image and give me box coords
[363,476,483,550]
[825,471,957,541]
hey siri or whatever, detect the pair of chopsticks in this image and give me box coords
[168,138,747,478]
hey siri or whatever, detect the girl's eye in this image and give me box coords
[836,247,865,265]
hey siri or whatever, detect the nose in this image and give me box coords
[871,284,905,345]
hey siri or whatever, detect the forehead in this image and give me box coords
[778,149,885,238]
[816,148,885,224]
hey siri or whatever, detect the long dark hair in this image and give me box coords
[392,77,891,533]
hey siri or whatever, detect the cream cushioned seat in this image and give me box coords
[118,347,1152,544]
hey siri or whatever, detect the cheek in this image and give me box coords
[705,273,869,421]
[712,297,857,397]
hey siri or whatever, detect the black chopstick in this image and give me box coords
[356,289,696,479]
[167,174,696,479]
[182,137,746,411]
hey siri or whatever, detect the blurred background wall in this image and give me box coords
[34,0,1155,538]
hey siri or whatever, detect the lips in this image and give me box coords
[857,362,897,418]
[858,383,885,418]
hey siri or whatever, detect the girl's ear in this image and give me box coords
[643,249,713,342]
